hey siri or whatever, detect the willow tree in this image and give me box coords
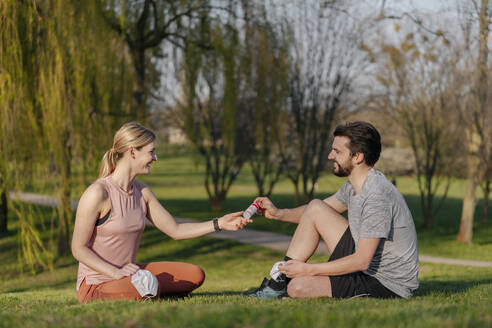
[0,0,134,258]
[0,0,43,235]
[0,0,54,270]
[36,0,134,256]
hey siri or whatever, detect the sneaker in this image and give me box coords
[245,278,288,299]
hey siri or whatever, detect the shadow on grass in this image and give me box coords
[192,291,245,297]
[138,228,255,263]
[2,276,76,294]
[416,279,492,296]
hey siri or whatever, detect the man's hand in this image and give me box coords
[254,197,280,220]
[111,263,140,280]
[278,260,312,278]
[219,211,252,231]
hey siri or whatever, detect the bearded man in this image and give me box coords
[247,121,419,299]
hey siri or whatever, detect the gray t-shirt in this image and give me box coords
[335,168,419,298]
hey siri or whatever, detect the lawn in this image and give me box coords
[1,149,491,327]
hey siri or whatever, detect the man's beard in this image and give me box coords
[332,160,353,177]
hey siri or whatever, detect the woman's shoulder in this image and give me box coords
[134,179,149,191]
[80,180,109,205]
[133,180,155,203]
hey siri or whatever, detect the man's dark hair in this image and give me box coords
[333,121,381,167]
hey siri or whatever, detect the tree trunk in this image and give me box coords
[131,47,147,122]
[210,195,225,213]
[457,155,481,244]
[482,180,490,224]
[292,179,302,206]
[0,189,7,234]
[458,0,490,243]
[425,180,433,230]
[425,210,432,231]
[57,134,72,257]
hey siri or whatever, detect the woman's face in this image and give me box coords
[133,142,157,175]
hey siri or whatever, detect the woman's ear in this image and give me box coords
[129,146,135,159]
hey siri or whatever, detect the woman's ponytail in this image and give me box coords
[98,148,117,178]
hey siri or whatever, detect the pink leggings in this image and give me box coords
[77,262,205,303]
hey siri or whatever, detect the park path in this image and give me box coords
[9,192,492,268]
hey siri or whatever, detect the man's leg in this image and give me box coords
[287,276,333,298]
[282,199,348,298]
[286,199,348,260]
[247,199,347,298]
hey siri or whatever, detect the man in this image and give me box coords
[247,121,419,299]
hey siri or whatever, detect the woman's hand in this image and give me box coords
[111,263,140,280]
[218,211,252,231]
[254,197,280,220]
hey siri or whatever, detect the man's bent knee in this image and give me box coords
[307,199,325,211]
[287,277,308,299]
[298,199,325,224]
[287,276,333,299]
[302,199,345,224]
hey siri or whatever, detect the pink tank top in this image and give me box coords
[76,176,147,290]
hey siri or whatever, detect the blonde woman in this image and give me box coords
[72,122,251,302]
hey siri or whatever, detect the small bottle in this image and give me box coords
[242,203,259,219]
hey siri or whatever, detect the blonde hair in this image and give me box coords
[98,122,156,178]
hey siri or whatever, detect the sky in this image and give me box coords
[393,0,444,12]
[156,0,467,108]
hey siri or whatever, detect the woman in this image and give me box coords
[72,122,251,302]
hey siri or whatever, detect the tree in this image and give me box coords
[457,0,492,243]
[180,23,248,211]
[279,0,369,204]
[240,4,289,197]
[96,0,220,122]
[0,0,43,234]
[0,0,134,259]
[480,160,491,223]
[375,29,460,230]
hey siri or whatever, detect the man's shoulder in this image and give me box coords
[364,169,393,193]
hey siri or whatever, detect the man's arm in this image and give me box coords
[279,237,380,277]
[322,194,348,214]
[254,197,306,224]
[255,195,346,224]
[271,206,308,224]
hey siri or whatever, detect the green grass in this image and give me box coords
[1,225,491,328]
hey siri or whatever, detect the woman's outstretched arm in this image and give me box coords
[140,185,251,240]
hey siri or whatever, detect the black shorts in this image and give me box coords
[329,227,401,299]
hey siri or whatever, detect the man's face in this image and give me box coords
[328,136,354,177]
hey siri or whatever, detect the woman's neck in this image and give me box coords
[110,163,136,192]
